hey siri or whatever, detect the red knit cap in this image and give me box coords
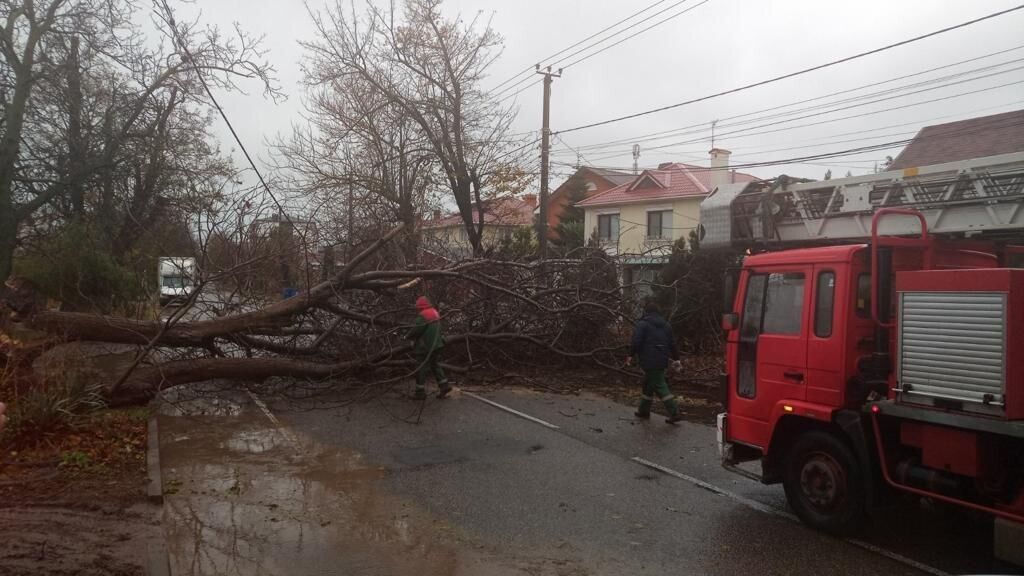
[415,296,431,310]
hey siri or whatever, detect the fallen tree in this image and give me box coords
[1,225,631,405]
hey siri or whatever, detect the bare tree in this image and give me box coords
[0,0,280,279]
[2,221,628,405]
[301,0,523,257]
[276,72,437,265]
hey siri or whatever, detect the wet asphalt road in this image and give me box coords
[160,385,1023,575]
[264,386,1021,576]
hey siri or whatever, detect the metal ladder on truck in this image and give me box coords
[700,151,1024,249]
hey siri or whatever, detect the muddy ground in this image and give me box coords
[0,409,162,576]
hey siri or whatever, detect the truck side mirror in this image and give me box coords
[722,313,739,331]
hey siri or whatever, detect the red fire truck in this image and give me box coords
[702,152,1024,562]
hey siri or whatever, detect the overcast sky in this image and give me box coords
[178,0,1024,194]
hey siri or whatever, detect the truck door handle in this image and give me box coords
[784,371,805,382]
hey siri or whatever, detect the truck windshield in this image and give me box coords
[162,276,187,288]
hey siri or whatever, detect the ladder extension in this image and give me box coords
[701,152,1024,249]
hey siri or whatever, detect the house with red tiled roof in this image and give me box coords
[889,109,1024,170]
[545,166,634,240]
[421,194,536,259]
[577,149,758,295]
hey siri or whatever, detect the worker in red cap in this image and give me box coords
[405,296,451,400]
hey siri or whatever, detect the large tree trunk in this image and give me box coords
[67,36,86,216]
[0,66,35,280]
[3,223,627,405]
[0,209,17,281]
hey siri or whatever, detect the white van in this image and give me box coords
[158,257,196,305]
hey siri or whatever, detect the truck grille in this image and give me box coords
[898,292,1006,412]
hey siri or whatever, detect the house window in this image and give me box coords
[647,210,672,239]
[627,266,661,302]
[597,214,620,242]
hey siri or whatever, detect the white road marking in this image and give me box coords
[246,389,302,447]
[631,457,794,519]
[846,539,953,576]
[634,457,952,576]
[471,394,953,576]
[462,391,561,430]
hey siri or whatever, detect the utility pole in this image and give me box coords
[347,176,354,261]
[632,144,641,175]
[536,65,561,259]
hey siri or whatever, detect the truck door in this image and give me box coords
[806,266,844,407]
[731,268,810,448]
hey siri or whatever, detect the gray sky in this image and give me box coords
[182,0,1024,191]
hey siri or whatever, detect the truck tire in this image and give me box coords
[783,430,865,535]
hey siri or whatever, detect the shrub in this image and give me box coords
[3,368,106,442]
[15,222,147,313]
[653,231,741,352]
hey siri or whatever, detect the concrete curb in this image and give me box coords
[146,416,163,504]
[145,541,171,576]
[145,414,172,576]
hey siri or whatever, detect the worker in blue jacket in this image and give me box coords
[626,301,683,424]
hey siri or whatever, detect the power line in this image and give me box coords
[548,0,701,72]
[700,98,1024,155]
[553,133,596,168]
[645,77,1024,154]
[489,0,673,94]
[560,0,712,71]
[496,0,711,101]
[565,71,1024,161]
[154,0,300,234]
[571,97,1024,165]
[494,0,693,99]
[558,116,1024,175]
[555,4,1024,134]
[564,45,1024,153]
[498,78,543,103]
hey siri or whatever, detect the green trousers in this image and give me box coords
[637,369,679,416]
[415,352,448,390]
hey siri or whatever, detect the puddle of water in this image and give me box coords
[160,415,529,576]
[158,385,245,417]
[221,429,286,454]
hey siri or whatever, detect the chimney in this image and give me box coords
[432,209,441,221]
[709,148,732,191]
[522,194,537,209]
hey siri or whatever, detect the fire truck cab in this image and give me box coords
[704,152,1024,562]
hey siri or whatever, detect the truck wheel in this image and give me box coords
[783,430,864,535]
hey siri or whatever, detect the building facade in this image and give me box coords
[578,150,758,298]
[420,194,536,259]
[545,167,634,239]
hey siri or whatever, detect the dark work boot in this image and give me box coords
[634,411,650,420]
[665,413,684,425]
[413,388,427,401]
[437,382,453,399]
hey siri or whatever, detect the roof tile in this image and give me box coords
[578,163,758,207]
[423,195,534,228]
[889,109,1024,170]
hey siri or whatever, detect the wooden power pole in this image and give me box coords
[536,65,561,259]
